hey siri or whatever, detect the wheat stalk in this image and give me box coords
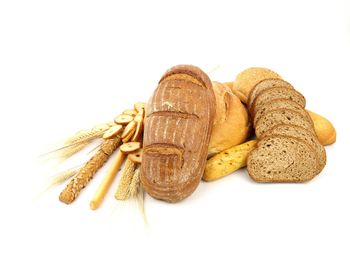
[128,167,147,224]
[40,123,109,161]
[65,123,109,145]
[115,158,136,200]
[49,166,80,187]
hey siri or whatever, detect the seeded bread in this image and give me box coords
[247,136,318,182]
[248,78,293,111]
[255,108,315,137]
[261,124,326,173]
[251,87,306,118]
[253,99,313,127]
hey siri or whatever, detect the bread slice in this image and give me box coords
[248,78,294,111]
[261,124,326,173]
[247,136,318,182]
[251,87,306,117]
[255,108,315,137]
[253,98,313,127]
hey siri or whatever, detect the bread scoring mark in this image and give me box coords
[162,73,205,88]
[146,116,154,144]
[149,111,199,119]
[172,118,181,144]
[164,157,170,183]
[162,117,170,141]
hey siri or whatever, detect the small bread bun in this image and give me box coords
[208,82,251,157]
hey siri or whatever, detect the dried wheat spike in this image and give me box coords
[129,167,141,197]
[65,124,109,145]
[58,142,90,160]
[114,158,137,200]
[59,136,121,204]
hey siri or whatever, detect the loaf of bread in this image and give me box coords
[230,67,282,104]
[247,136,318,182]
[251,87,306,117]
[247,78,293,111]
[255,108,315,137]
[208,81,250,157]
[253,99,313,127]
[247,78,326,182]
[261,124,326,173]
[141,65,215,202]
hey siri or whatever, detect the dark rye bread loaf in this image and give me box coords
[255,108,315,137]
[247,136,318,182]
[261,124,326,173]
[253,99,313,127]
[141,65,215,203]
[251,87,306,118]
[247,78,294,111]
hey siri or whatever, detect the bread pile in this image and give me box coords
[246,78,326,182]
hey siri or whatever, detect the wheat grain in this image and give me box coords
[50,166,80,187]
[115,158,136,200]
[129,168,141,197]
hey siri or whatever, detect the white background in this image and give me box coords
[1,0,349,254]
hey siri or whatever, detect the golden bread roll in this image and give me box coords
[307,110,336,145]
[208,82,250,157]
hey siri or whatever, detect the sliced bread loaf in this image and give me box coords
[253,99,313,126]
[261,124,326,173]
[255,108,315,137]
[251,87,306,117]
[247,136,318,182]
[248,78,294,111]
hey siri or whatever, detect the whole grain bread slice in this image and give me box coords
[255,108,315,137]
[247,135,318,182]
[251,87,306,118]
[261,124,326,173]
[248,78,294,111]
[253,98,313,127]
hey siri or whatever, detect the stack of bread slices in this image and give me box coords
[247,78,326,182]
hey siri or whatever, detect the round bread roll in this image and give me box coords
[229,67,281,104]
[208,82,251,157]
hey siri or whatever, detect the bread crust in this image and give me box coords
[208,82,250,157]
[247,135,318,182]
[247,78,293,111]
[261,124,326,173]
[141,65,215,202]
[251,87,306,118]
[255,108,315,138]
[253,98,313,127]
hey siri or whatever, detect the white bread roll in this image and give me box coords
[208,82,251,157]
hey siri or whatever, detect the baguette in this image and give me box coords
[203,140,257,181]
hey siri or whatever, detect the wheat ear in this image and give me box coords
[41,123,109,158]
[114,158,136,200]
[59,136,121,204]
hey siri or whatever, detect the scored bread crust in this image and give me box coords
[251,87,306,118]
[247,135,318,182]
[253,98,314,127]
[247,78,294,111]
[261,124,326,173]
[255,108,315,138]
[141,65,215,203]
